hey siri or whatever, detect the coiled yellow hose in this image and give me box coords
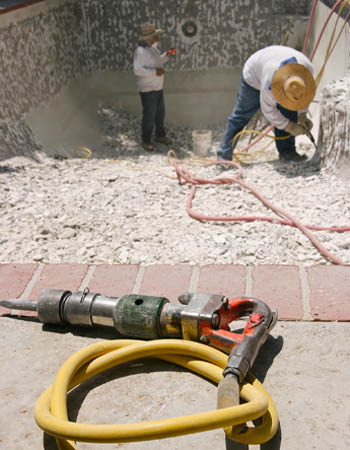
[232,128,289,164]
[34,339,278,449]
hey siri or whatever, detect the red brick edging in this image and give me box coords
[1,263,349,321]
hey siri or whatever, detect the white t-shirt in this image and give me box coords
[133,44,169,93]
[242,46,314,129]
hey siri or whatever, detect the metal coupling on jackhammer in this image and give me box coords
[36,288,172,340]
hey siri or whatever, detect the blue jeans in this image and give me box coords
[140,90,166,144]
[217,75,297,160]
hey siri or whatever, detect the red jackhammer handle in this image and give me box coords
[223,297,276,382]
[200,297,277,381]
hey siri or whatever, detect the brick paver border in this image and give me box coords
[1,263,349,321]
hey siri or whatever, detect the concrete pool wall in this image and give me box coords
[0,0,348,160]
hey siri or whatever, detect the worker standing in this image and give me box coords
[217,45,316,163]
[133,24,175,151]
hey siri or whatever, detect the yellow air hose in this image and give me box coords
[232,128,290,164]
[34,339,279,449]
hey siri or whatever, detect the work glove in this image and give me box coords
[284,121,306,137]
[298,113,313,132]
[156,68,164,76]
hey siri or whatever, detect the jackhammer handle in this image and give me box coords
[300,124,316,145]
[223,297,276,383]
[239,296,272,321]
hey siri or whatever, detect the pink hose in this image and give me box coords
[176,2,350,265]
[308,0,346,61]
[238,125,274,153]
[173,158,349,265]
[303,0,319,54]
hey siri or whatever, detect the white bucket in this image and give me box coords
[192,129,212,156]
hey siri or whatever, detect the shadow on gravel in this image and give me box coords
[0,162,30,173]
[0,165,19,173]
[271,159,321,179]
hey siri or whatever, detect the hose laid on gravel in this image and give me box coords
[172,155,349,265]
[171,4,350,264]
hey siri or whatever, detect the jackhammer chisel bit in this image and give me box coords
[0,299,38,311]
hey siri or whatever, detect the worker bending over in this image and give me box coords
[217,45,316,163]
[133,24,175,151]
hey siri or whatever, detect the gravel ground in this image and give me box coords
[1,107,349,266]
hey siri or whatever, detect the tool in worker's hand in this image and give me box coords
[305,129,317,147]
[168,47,176,56]
[300,123,322,168]
[1,289,277,381]
[300,123,317,147]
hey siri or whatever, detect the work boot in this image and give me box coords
[217,163,233,172]
[142,142,155,151]
[279,151,308,162]
[216,152,233,171]
[155,136,173,145]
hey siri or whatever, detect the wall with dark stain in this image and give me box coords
[0,0,311,159]
[79,0,311,72]
[0,0,83,158]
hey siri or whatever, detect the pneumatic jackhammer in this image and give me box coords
[1,288,277,385]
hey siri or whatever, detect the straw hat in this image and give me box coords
[139,23,164,41]
[271,63,316,111]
